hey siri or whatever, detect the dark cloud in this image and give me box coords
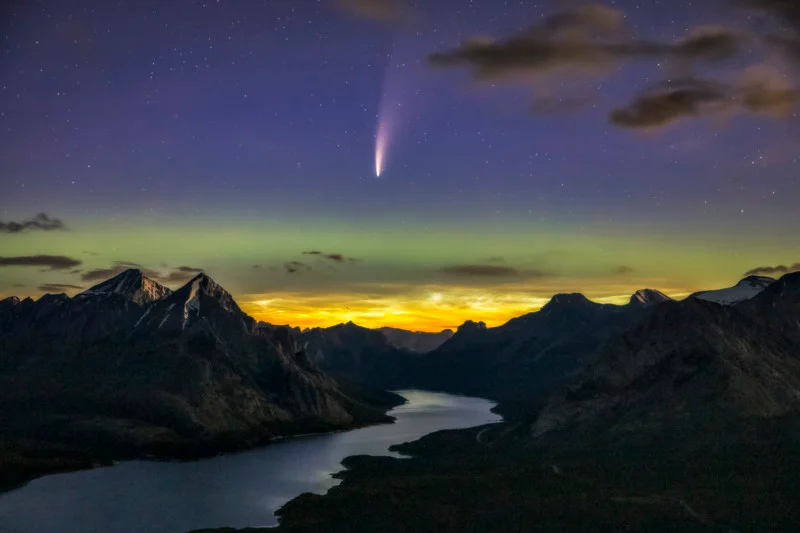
[38,283,83,293]
[614,265,635,275]
[744,263,800,277]
[440,265,521,277]
[428,7,741,83]
[13,283,25,288]
[483,256,506,263]
[428,3,800,130]
[610,78,730,129]
[252,264,261,269]
[285,261,312,274]
[0,255,82,270]
[302,251,359,263]
[0,213,67,234]
[610,71,799,129]
[158,266,204,284]
[335,0,407,22]
[175,266,203,273]
[81,250,99,256]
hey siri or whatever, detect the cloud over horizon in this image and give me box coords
[0,213,67,234]
[303,251,359,263]
[0,255,82,270]
[285,261,312,274]
[38,283,83,293]
[439,264,522,277]
[744,262,800,277]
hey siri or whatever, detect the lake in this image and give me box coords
[0,390,500,533]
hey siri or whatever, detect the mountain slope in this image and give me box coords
[533,272,800,441]
[414,291,670,407]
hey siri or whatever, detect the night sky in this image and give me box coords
[2,0,799,331]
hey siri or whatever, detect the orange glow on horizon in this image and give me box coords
[239,282,692,332]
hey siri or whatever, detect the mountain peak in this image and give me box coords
[457,320,487,334]
[739,275,775,286]
[77,268,171,305]
[1,296,20,306]
[37,293,70,304]
[541,293,592,312]
[158,273,242,330]
[628,289,671,308]
[0,296,21,314]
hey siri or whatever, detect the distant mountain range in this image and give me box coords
[377,326,454,353]
[1,270,792,489]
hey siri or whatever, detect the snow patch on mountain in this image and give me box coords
[183,278,202,329]
[692,276,774,305]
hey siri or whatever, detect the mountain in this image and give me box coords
[0,270,402,489]
[691,275,774,305]
[76,268,172,305]
[405,291,671,410]
[378,327,453,353]
[628,288,671,308]
[301,290,673,412]
[533,272,800,441]
[302,322,423,389]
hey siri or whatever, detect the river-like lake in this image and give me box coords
[0,390,500,533]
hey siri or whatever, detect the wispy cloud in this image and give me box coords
[439,265,522,277]
[614,265,635,275]
[302,251,360,263]
[38,283,83,293]
[285,261,312,274]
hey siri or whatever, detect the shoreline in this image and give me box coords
[0,396,406,495]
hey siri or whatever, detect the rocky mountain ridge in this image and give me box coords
[0,270,402,490]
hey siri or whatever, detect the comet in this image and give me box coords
[373,37,416,178]
[374,39,400,178]
[375,115,389,177]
